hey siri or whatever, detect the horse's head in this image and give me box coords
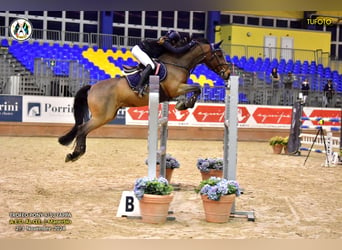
[193,39,230,81]
[160,37,230,81]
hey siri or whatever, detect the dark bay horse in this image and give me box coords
[58,38,230,162]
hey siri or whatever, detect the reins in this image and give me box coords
[159,42,212,75]
[161,41,229,78]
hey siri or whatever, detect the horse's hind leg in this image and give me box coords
[65,118,104,162]
[65,130,86,162]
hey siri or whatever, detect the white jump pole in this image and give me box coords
[147,75,160,178]
[223,75,238,181]
[223,75,255,221]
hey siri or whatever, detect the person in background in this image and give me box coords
[323,79,335,107]
[301,78,310,104]
[270,67,280,104]
[270,67,280,86]
[282,71,295,106]
[131,30,196,97]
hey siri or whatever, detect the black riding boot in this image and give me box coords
[136,64,153,98]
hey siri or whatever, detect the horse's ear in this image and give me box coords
[214,40,223,49]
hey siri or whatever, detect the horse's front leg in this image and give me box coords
[185,88,201,108]
[175,84,201,110]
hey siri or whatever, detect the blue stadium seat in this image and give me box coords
[1,38,9,47]
[125,57,138,66]
[239,93,249,103]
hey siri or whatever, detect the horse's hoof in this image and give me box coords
[185,102,195,109]
[65,153,73,162]
[185,96,197,109]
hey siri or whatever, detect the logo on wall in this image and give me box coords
[0,96,22,122]
[192,105,225,123]
[10,18,33,41]
[28,103,41,117]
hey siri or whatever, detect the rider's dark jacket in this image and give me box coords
[138,38,192,59]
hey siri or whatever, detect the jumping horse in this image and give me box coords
[58,38,231,162]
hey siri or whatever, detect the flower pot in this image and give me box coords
[200,169,223,180]
[272,144,283,154]
[139,193,174,224]
[156,165,174,183]
[283,146,288,155]
[201,194,235,223]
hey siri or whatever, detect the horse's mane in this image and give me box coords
[177,36,210,46]
[161,36,211,61]
[191,36,210,44]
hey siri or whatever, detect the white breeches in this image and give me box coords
[131,45,155,70]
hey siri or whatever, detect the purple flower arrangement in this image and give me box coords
[196,158,223,173]
[145,153,180,169]
[196,177,241,201]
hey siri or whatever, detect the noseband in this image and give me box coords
[205,47,230,79]
[196,42,230,79]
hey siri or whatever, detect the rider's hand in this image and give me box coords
[189,40,196,47]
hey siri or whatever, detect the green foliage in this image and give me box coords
[282,136,289,146]
[269,136,284,146]
[196,177,219,193]
[144,179,174,195]
[134,177,173,200]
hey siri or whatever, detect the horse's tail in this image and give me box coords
[58,84,92,146]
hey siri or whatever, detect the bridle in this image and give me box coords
[200,43,230,79]
[161,40,230,79]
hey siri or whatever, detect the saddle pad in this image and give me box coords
[126,63,167,89]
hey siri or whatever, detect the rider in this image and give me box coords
[131,30,196,97]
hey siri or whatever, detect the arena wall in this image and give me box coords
[0,95,340,142]
[0,122,290,141]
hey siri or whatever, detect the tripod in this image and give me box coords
[303,127,329,166]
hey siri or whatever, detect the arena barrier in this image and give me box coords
[299,117,341,166]
[116,75,171,219]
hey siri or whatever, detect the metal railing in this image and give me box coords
[0,25,335,65]
[0,26,150,49]
[223,44,330,67]
[0,26,341,107]
[236,70,341,107]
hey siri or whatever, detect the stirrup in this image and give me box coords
[138,87,145,98]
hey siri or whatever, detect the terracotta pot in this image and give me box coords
[272,144,283,154]
[156,165,174,183]
[200,169,223,180]
[283,146,288,155]
[201,194,235,223]
[139,193,174,224]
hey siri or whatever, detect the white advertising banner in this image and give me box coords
[125,103,341,129]
[22,96,75,123]
[18,95,341,129]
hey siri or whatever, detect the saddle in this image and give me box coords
[123,64,143,74]
[123,61,167,90]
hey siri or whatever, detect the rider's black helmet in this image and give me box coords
[166,30,181,43]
